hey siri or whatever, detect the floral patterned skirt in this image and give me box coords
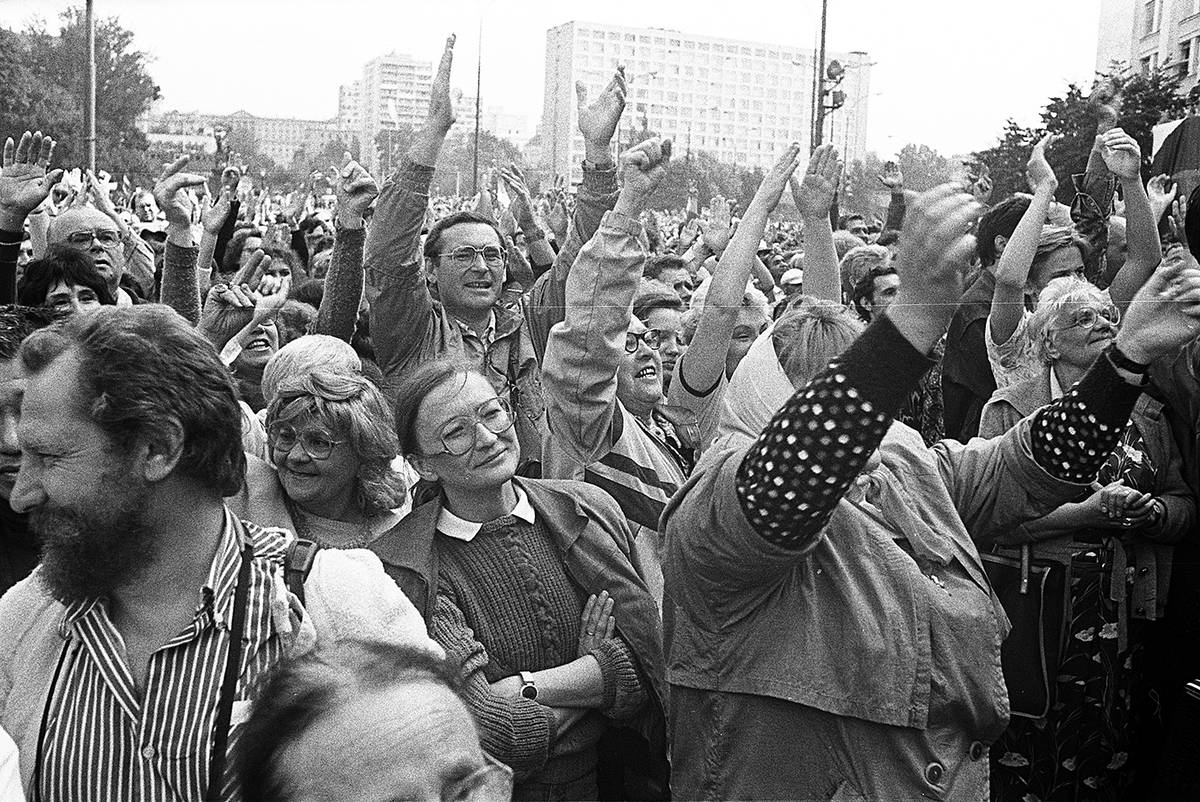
[990,546,1155,802]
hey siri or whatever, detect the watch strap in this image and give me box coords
[1106,343,1150,374]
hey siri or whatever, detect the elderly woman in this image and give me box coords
[981,277,1194,800]
[660,184,1200,800]
[388,358,667,801]
[232,369,410,550]
[238,640,513,802]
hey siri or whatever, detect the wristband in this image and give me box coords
[1106,343,1150,375]
[582,158,614,171]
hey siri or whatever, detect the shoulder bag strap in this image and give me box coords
[206,543,253,802]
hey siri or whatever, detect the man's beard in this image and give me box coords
[31,478,156,604]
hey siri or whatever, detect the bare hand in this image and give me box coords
[1027,134,1058,193]
[499,165,537,232]
[577,591,616,657]
[749,142,803,214]
[1168,192,1189,248]
[202,167,241,235]
[154,155,207,227]
[427,35,457,134]
[232,248,273,291]
[876,160,903,192]
[1115,245,1200,363]
[614,137,671,215]
[0,131,64,230]
[1147,174,1176,222]
[1099,128,1141,181]
[700,197,734,254]
[791,143,841,219]
[331,153,379,227]
[577,66,627,150]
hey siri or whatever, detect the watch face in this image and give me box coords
[520,685,537,700]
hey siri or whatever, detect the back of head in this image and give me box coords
[633,279,685,320]
[838,244,890,299]
[276,300,317,347]
[832,230,866,262]
[643,254,687,282]
[772,301,865,390]
[18,305,246,496]
[261,335,362,407]
[237,640,464,802]
[18,245,116,308]
[0,306,55,360]
[976,194,1032,267]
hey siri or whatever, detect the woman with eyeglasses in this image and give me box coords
[387,357,668,801]
[238,640,514,802]
[232,369,412,559]
[17,245,115,318]
[981,276,1195,799]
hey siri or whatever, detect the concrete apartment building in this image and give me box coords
[1096,0,1200,92]
[540,21,871,183]
[138,109,345,167]
[341,52,433,174]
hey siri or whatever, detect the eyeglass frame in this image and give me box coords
[434,245,508,269]
[440,752,514,802]
[423,396,516,457]
[624,329,664,354]
[267,423,347,461]
[1049,304,1121,332]
[62,229,123,248]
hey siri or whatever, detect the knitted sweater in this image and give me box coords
[431,514,646,784]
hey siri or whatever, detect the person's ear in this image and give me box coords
[139,417,186,483]
[1042,334,1061,363]
[424,256,439,286]
[993,234,1009,256]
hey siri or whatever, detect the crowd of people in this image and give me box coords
[0,29,1199,802]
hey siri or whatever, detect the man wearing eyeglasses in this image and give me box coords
[48,202,152,307]
[364,37,627,475]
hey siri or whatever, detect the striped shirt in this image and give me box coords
[36,510,290,802]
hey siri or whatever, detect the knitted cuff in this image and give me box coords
[590,637,642,716]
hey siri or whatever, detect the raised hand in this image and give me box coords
[577,65,627,159]
[0,131,64,231]
[614,137,671,217]
[791,143,842,219]
[1115,245,1200,364]
[1026,134,1058,193]
[331,153,379,229]
[1147,174,1177,222]
[154,155,208,227]
[1168,192,1189,249]
[499,164,537,232]
[700,196,734,255]
[1088,78,1122,133]
[1099,128,1141,181]
[202,167,241,236]
[577,591,616,656]
[887,184,985,352]
[876,160,903,192]
[752,143,804,213]
[232,248,273,291]
[428,34,457,134]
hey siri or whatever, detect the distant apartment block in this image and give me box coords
[1096,0,1200,93]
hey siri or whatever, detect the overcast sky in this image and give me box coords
[0,0,1103,158]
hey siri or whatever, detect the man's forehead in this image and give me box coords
[54,207,118,236]
[439,222,501,249]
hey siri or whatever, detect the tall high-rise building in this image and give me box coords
[338,81,362,134]
[1096,0,1200,93]
[540,21,871,183]
[355,51,434,174]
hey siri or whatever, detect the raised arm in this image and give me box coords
[878,160,906,232]
[526,68,625,360]
[989,134,1057,345]
[1101,129,1163,308]
[364,34,455,382]
[0,131,63,303]
[319,156,378,342]
[198,167,241,289]
[542,138,668,466]
[154,156,208,325]
[789,145,843,303]
[672,144,802,400]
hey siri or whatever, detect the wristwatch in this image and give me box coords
[1106,343,1150,374]
[518,671,538,701]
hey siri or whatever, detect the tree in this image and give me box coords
[975,67,1188,203]
[841,152,888,221]
[895,143,954,192]
[430,128,525,196]
[18,8,161,184]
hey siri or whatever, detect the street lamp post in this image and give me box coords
[84,0,96,172]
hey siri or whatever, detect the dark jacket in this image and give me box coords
[943,269,996,442]
[383,477,669,801]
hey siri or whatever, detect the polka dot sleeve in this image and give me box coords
[1029,348,1145,483]
[736,316,937,549]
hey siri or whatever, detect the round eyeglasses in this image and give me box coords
[268,425,346,461]
[1051,305,1120,332]
[428,397,516,457]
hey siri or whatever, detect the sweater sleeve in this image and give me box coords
[160,241,201,326]
[0,228,20,304]
[430,590,557,775]
[316,225,364,342]
[735,315,934,549]
[589,635,647,721]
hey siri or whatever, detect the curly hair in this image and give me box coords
[266,370,404,513]
[1027,276,1114,366]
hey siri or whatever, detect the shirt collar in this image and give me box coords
[1049,366,1064,401]
[457,310,497,346]
[437,486,535,542]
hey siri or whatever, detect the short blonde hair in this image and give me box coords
[771,300,865,389]
[261,335,362,405]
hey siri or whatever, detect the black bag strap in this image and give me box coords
[283,537,320,607]
[206,542,254,802]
